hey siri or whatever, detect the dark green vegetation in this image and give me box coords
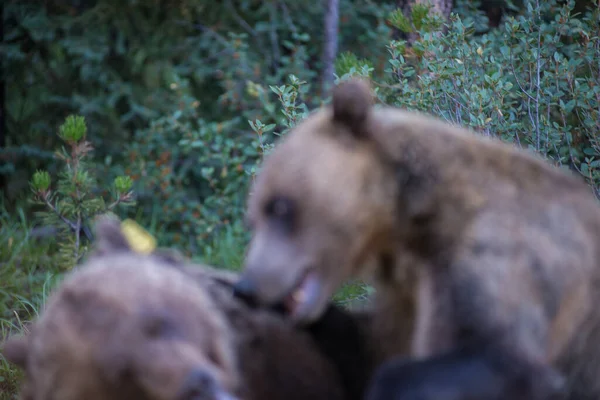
[1,0,599,397]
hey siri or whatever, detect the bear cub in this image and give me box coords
[2,217,373,400]
[233,78,600,400]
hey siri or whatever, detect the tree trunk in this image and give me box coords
[322,0,340,96]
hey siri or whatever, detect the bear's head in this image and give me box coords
[235,78,402,324]
[2,217,240,400]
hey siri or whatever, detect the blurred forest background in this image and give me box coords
[1,0,599,396]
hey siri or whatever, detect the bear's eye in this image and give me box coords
[264,196,292,218]
[264,196,296,231]
[140,311,178,339]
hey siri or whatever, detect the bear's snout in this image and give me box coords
[177,368,237,400]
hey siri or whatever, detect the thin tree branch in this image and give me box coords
[509,48,535,102]
[277,1,298,35]
[74,214,81,258]
[226,0,258,37]
[42,195,78,232]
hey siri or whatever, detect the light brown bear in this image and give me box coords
[232,78,600,400]
[2,217,373,400]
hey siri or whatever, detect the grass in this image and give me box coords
[0,207,370,398]
[0,208,62,398]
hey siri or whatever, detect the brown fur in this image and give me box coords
[1,218,368,400]
[235,78,600,399]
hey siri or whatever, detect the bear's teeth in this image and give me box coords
[291,287,306,305]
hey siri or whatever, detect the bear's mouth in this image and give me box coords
[281,269,322,319]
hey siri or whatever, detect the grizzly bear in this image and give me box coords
[232,77,600,399]
[2,217,373,400]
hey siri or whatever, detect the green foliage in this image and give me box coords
[388,2,446,34]
[31,170,51,192]
[268,75,311,130]
[388,8,414,34]
[121,90,253,256]
[58,115,87,143]
[0,205,64,397]
[29,115,136,269]
[113,175,133,194]
[122,74,312,257]
[1,0,394,206]
[379,0,600,193]
[335,51,375,79]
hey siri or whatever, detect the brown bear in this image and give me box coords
[232,77,600,400]
[2,217,373,400]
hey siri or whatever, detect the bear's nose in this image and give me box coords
[177,368,218,400]
[231,277,258,307]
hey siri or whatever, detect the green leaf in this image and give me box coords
[31,170,51,191]
[58,115,87,143]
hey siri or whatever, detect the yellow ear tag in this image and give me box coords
[120,219,157,255]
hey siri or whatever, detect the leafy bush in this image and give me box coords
[121,86,255,258]
[121,74,314,259]
[1,0,395,206]
[379,0,600,195]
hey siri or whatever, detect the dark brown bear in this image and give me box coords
[233,77,600,399]
[2,217,372,400]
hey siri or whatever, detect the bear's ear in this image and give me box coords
[331,78,374,138]
[2,335,30,369]
[92,215,133,255]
